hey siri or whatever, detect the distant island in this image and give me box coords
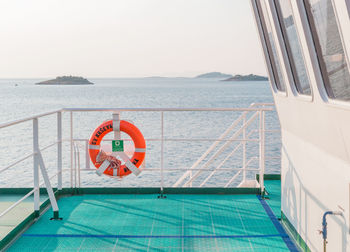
[195,72,233,79]
[195,72,268,81]
[222,74,268,81]
[36,76,94,85]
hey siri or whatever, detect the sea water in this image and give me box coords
[0,78,280,187]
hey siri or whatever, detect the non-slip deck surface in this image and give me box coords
[264,180,282,219]
[8,192,292,251]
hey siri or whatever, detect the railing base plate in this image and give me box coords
[50,211,63,220]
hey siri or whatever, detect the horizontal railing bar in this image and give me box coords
[0,142,58,174]
[40,142,58,152]
[0,110,61,129]
[0,105,276,130]
[62,132,278,143]
[147,168,261,171]
[0,153,35,174]
[0,153,278,175]
[0,188,37,218]
[77,168,260,171]
[62,107,274,112]
[250,102,275,106]
[71,138,260,142]
[265,156,281,160]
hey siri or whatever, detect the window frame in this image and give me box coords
[302,0,350,102]
[273,0,312,97]
[255,0,287,94]
[303,0,334,98]
[251,0,281,95]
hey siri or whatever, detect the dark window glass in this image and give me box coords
[257,0,286,92]
[305,0,350,101]
[275,0,311,95]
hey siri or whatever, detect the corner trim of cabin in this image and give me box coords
[281,211,311,252]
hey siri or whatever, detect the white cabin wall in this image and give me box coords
[251,0,350,251]
[278,96,350,252]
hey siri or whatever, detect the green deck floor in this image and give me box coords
[264,180,281,219]
[7,189,293,251]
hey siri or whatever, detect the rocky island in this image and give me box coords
[195,72,233,79]
[36,76,94,85]
[222,74,268,81]
[195,72,268,81]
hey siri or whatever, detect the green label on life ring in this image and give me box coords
[112,140,124,152]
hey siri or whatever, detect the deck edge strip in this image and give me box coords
[0,187,261,195]
[22,233,286,239]
[257,195,299,252]
[281,211,311,252]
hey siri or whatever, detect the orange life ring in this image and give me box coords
[88,120,146,177]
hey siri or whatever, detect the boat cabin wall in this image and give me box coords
[251,0,350,251]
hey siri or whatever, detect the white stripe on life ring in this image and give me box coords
[113,120,120,132]
[96,160,110,176]
[134,148,146,153]
[118,152,141,176]
[113,120,121,139]
[89,145,100,150]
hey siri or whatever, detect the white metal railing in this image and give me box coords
[175,110,260,187]
[0,103,279,220]
[0,111,62,220]
[69,103,277,191]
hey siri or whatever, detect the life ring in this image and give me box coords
[88,120,146,177]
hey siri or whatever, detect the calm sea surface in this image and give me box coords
[0,78,280,187]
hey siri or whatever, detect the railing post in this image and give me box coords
[33,118,40,217]
[70,112,73,188]
[259,111,265,196]
[57,112,62,190]
[73,143,77,188]
[77,146,81,188]
[160,112,165,197]
[242,113,246,182]
[85,140,90,170]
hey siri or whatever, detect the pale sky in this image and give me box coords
[0,0,266,78]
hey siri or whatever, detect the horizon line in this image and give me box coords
[0,73,268,79]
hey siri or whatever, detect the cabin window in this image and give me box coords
[257,0,286,92]
[275,0,311,95]
[304,0,350,101]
